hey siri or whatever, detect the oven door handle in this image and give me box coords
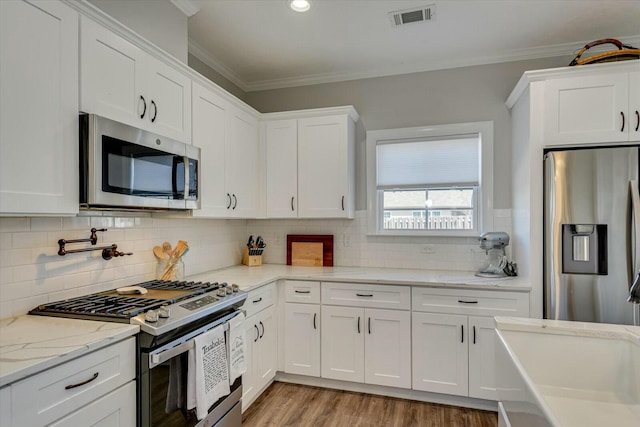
[148,309,241,369]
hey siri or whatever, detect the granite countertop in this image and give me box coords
[0,316,139,387]
[188,264,532,293]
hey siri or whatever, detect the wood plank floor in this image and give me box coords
[242,382,498,427]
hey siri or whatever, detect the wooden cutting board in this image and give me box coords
[291,242,324,266]
[287,234,334,266]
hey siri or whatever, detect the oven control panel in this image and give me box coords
[181,295,219,311]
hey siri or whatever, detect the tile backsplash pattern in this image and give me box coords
[0,209,512,319]
[0,216,247,319]
[248,209,513,271]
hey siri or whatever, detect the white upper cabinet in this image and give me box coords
[191,83,259,218]
[264,120,298,217]
[540,63,640,146]
[80,17,191,143]
[0,0,79,216]
[298,115,355,218]
[262,107,357,219]
[191,83,229,217]
[226,106,259,217]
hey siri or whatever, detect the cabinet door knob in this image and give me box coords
[621,111,625,132]
[151,100,157,123]
[139,95,147,119]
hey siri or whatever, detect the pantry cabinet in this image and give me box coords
[242,283,277,411]
[191,83,259,218]
[262,107,358,219]
[80,16,191,143]
[0,0,79,216]
[411,288,529,400]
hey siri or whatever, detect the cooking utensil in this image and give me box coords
[161,240,189,281]
[162,241,173,257]
[153,246,166,260]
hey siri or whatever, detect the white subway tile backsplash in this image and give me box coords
[0,218,30,232]
[90,216,114,229]
[115,217,136,228]
[12,232,49,249]
[30,218,63,231]
[0,233,11,250]
[63,216,91,230]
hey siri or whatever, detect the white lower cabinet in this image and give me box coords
[0,386,10,427]
[321,305,411,388]
[9,337,136,427]
[242,304,277,411]
[284,303,320,376]
[412,288,530,401]
[48,382,135,427]
[412,312,469,396]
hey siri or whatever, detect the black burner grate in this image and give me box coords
[30,280,224,320]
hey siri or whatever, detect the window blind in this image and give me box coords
[376,136,479,188]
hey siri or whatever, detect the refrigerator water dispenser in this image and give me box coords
[561,224,607,275]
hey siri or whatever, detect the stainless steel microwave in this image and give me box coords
[80,114,200,210]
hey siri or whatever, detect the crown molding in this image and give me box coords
[189,35,640,92]
[188,38,250,92]
[170,0,201,17]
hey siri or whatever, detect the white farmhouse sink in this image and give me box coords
[495,317,640,427]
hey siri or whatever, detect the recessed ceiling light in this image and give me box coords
[290,0,311,12]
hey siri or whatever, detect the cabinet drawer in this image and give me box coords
[49,381,136,427]
[285,280,320,303]
[11,337,135,427]
[321,282,410,310]
[244,282,276,317]
[412,287,529,317]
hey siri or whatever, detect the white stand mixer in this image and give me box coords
[475,232,512,278]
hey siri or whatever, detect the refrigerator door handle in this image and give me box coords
[630,180,640,277]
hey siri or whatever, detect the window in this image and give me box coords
[366,122,494,236]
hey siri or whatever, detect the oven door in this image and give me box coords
[139,310,243,427]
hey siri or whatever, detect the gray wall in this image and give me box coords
[88,0,188,63]
[245,56,571,211]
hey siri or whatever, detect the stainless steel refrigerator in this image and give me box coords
[544,145,640,325]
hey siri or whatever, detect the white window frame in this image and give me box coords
[366,121,494,237]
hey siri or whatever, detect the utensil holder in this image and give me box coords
[156,258,184,281]
[242,247,262,267]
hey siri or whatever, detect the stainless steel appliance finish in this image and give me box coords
[30,279,247,426]
[80,114,200,210]
[544,146,640,325]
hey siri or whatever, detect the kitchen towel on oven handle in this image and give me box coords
[187,324,231,420]
[228,311,246,384]
[569,38,640,66]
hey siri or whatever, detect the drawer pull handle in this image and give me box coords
[294,290,311,294]
[253,297,262,304]
[65,372,99,390]
[457,300,478,304]
[356,293,373,297]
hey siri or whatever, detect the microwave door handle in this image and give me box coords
[630,180,640,279]
[183,156,190,202]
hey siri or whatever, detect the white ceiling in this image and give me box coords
[186,0,640,92]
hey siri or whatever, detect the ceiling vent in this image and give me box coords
[389,4,435,27]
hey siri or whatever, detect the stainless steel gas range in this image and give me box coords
[30,279,247,427]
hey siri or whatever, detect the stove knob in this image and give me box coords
[145,310,158,323]
[158,304,170,318]
[232,284,239,292]
[220,282,228,287]
[226,287,233,295]
[217,289,226,297]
